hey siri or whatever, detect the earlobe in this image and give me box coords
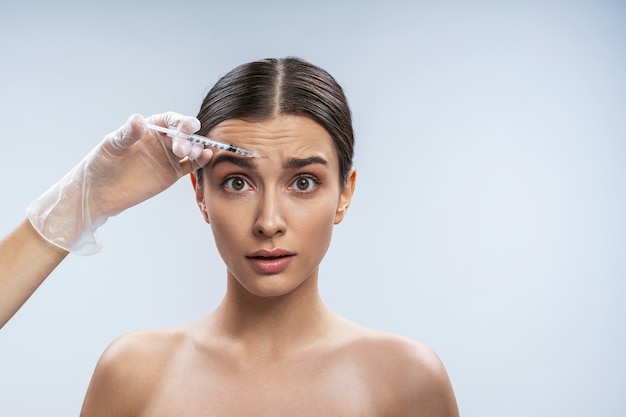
[334,167,357,225]
[190,172,210,224]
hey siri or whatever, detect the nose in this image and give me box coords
[253,189,286,238]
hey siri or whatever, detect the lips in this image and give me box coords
[246,249,295,274]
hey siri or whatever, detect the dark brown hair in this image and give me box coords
[195,57,354,185]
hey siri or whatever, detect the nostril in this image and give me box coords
[254,225,285,237]
[253,193,287,237]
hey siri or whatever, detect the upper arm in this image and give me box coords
[396,341,459,417]
[364,335,459,417]
[80,331,164,417]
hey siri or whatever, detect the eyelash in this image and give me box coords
[218,174,322,194]
[290,174,321,192]
[220,176,252,193]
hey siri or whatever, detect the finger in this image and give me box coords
[180,116,201,134]
[171,136,192,159]
[191,148,214,170]
[160,112,200,134]
[178,153,212,175]
[107,114,146,151]
[178,157,195,175]
[187,142,204,160]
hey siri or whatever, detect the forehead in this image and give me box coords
[207,115,338,166]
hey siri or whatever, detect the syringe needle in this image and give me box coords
[146,123,261,158]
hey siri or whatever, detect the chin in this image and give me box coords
[243,278,307,299]
[230,268,318,299]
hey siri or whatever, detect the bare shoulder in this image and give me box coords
[80,327,188,417]
[344,325,459,416]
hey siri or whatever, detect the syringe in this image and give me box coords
[146,123,261,158]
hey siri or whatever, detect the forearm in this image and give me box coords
[0,113,210,329]
[0,219,68,328]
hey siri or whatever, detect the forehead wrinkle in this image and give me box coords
[210,153,257,169]
[283,156,328,170]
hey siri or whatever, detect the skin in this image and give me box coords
[80,115,459,416]
[0,220,68,328]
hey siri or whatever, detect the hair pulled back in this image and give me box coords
[195,57,354,185]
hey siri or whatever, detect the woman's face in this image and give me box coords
[194,115,356,298]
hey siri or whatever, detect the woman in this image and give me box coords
[1,57,458,416]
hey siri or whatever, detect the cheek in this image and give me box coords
[205,197,250,255]
[288,197,338,242]
[207,216,245,268]
[295,200,335,226]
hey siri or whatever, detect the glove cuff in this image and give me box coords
[26,161,106,256]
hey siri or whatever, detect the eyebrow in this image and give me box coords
[210,153,257,169]
[210,154,328,170]
[283,156,328,170]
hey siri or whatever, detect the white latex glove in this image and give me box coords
[27,112,213,255]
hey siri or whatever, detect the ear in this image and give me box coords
[334,167,357,225]
[190,172,210,224]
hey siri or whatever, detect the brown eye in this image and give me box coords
[225,177,249,192]
[292,176,316,191]
[232,178,245,190]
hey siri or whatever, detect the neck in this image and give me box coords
[212,271,331,359]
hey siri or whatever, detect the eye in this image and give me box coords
[291,175,318,192]
[223,176,250,192]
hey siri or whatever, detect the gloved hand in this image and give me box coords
[27,112,213,255]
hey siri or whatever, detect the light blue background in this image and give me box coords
[1,1,625,415]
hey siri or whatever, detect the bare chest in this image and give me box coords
[139,351,384,417]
